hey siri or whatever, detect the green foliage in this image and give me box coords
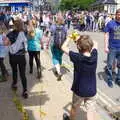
[59,0,96,10]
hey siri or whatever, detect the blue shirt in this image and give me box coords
[104,20,120,48]
[27,28,43,51]
[69,49,98,97]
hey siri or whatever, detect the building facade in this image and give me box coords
[0,0,31,12]
[91,0,120,14]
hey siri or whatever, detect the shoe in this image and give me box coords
[53,70,58,77]
[115,80,120,86]
[107,81,113,88]
[57,73,62,81]
[63,113,70,120]
[11,84,17,91]
[37,71,42,79]
[22,90,28,99]
[29,69,33,74]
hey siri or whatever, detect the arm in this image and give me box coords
[3,37,10,46]
[104,32,109,53]
[0,35,10,46]
[61,37,71,55]
[0,36,4,45]
[92,40,98,50]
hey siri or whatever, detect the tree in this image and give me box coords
[59,0,95,10]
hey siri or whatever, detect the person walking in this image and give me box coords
[50,16,67,81]
[7,19,28,99]
[0,22,9,82]
[104,8,120,88]
[27,19,43,79]
[62,35,98,120]
[41,30,50,51]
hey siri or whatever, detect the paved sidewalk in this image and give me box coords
[0,50,107,120]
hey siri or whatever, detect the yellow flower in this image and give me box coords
[68,31,80,42]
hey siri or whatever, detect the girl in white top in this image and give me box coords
[41,30,50,50]
[0,22,9,82]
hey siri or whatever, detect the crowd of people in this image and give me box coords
[0,8,120,120]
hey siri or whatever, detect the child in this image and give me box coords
[0,22,9,82]
[61,35,98,120]
[41,30,50,50]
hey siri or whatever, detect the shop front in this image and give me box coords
[0,0,32,12]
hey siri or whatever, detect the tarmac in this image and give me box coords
[0,50,111,120]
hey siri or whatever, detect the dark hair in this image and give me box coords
[45,30,49,36]
[76,35,93,53]
[116,8,120,14]
[14,19,24,32]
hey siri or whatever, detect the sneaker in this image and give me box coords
[29,69,33,74]
[53,70,58,77]
[115,80,120,86]
[107,81,113,88]
[11,83,17,91]
[37,72,42,79]
[22,91,28,99]
[57,73,62,81]
[63,113,70,120]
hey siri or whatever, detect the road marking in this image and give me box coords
[97,89,117,106]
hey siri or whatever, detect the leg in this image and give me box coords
[18,55,28,98]
[18,55,27,91]
[84,97,97,120]
[9,55,18,89]
[116,51,120,86]
[0,58,8,81]
[70,93,83,120]
[34,51,42,78]
[28,51,34,74]
[51,45,61,75]
[106,48,116,87]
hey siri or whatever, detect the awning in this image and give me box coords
[91,0,117,6]
[0,0,31,4]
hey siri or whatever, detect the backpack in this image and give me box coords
[53,25,67,49]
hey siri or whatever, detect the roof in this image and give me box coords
[103,0,117,4]
[91,0,117,6]
[0,0,31,4]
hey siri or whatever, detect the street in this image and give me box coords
[62,31,120,120]
[0,31,119,120]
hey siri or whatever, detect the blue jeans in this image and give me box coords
[106,48,120,82]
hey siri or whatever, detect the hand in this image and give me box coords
[92,40,98,49]
[104,47,109,53]
[3,37,10,46]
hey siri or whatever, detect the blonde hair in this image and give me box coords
[27,19,37,39]
[0,22,8,34]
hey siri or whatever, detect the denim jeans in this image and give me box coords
[106,48,120,82]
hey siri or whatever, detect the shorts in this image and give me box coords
[72,93,96,112]
[51,45,63,65]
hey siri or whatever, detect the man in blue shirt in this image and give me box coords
[104,9,120,87]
